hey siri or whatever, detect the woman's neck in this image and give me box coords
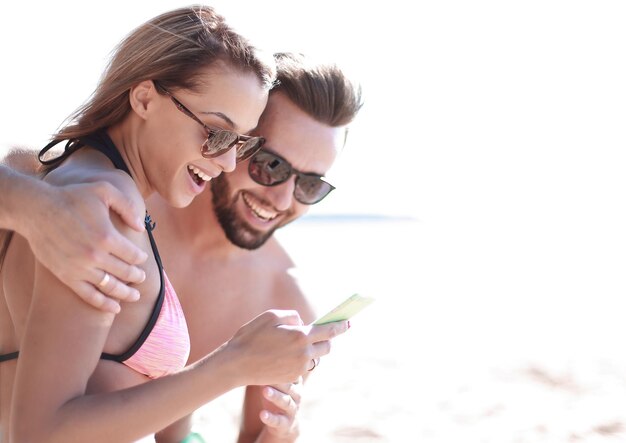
[107,122,153,200]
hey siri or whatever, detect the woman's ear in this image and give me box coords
[129,80,157,120]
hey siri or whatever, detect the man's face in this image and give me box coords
[211,91,345,250]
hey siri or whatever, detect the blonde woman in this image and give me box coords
[0,6,347,443]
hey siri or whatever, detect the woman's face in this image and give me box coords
[141,63,269,208]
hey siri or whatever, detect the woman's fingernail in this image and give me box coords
[347,321,351,329]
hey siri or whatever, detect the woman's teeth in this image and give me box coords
[188,165,211,183]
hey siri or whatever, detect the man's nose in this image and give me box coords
[265,176,296,211]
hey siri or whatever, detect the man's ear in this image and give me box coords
[129,80,157,120]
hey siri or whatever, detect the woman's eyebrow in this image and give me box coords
[201,111,259,134]
[200,111,235,128]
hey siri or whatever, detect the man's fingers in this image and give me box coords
[263,387,298,415]
[97,295,122,314]
[100,249,146,285]
[266,383,302,406]
[94,270,140,303]
[287,383,302,405]
[260,385,301,438]
[259,410,290,430]
[107,232,148,267]
[102,184,145,232]
[71,281,121,314]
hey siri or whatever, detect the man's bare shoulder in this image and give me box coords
[262,237,316,323]
[259,236,295,268]
[1,145,39,174]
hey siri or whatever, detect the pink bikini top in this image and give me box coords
[0,225,191,379]
[100,220,190,379]
[1,132,190,380]
[80,131,190,379]
[102,268,190,379]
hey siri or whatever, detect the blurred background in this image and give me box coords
[2,1,626,441]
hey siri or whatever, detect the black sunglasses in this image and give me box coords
[248,149,335,205]
[155,83,264,163]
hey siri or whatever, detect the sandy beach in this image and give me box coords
[189,218,626,442]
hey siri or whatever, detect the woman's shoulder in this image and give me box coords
[43,149,146,213]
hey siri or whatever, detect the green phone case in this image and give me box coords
[313,293,375,325]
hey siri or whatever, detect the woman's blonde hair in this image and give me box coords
[56,5,275,140]
[1,6,276,269]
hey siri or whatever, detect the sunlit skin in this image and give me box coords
[150,91,344,252]
[208,95,338,249]
[0,63,281,440]
[0,78,351,443]
[112,62,268,209]
[145,91,347,441]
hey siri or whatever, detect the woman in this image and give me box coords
[0,6,347,442]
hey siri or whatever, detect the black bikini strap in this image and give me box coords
[36,130,167,364]
[79,132,132,176]
[0,351,19,362]
[38,138,83,166]
[38,131,132,177]
[100,218,165,363]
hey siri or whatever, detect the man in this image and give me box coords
[151,52,362,442]
[0,52,362,442]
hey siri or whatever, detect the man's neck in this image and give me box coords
[147,191,247,260]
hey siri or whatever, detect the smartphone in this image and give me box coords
[313,293,375,325]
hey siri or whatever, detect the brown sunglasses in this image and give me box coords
[155,82,265,163]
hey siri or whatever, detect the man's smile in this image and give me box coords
[241,192,279,221]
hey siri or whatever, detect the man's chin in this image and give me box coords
[224,224,275,250]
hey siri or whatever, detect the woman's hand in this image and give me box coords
[225,310,349,386]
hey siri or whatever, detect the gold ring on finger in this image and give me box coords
[98,272,110,288]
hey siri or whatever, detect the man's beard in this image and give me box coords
[210,175,278,250]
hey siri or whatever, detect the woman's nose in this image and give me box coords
[213,146,237,173]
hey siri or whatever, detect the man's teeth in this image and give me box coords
[188,165,211,182]
[242,193,277,221]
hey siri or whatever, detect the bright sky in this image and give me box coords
[1,0,625,227]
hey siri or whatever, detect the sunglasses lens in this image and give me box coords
[249,151,335,205]
[236,137,265,163]
[201,130,239,158]
[294,175,334,205]
[248,151,291,185]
